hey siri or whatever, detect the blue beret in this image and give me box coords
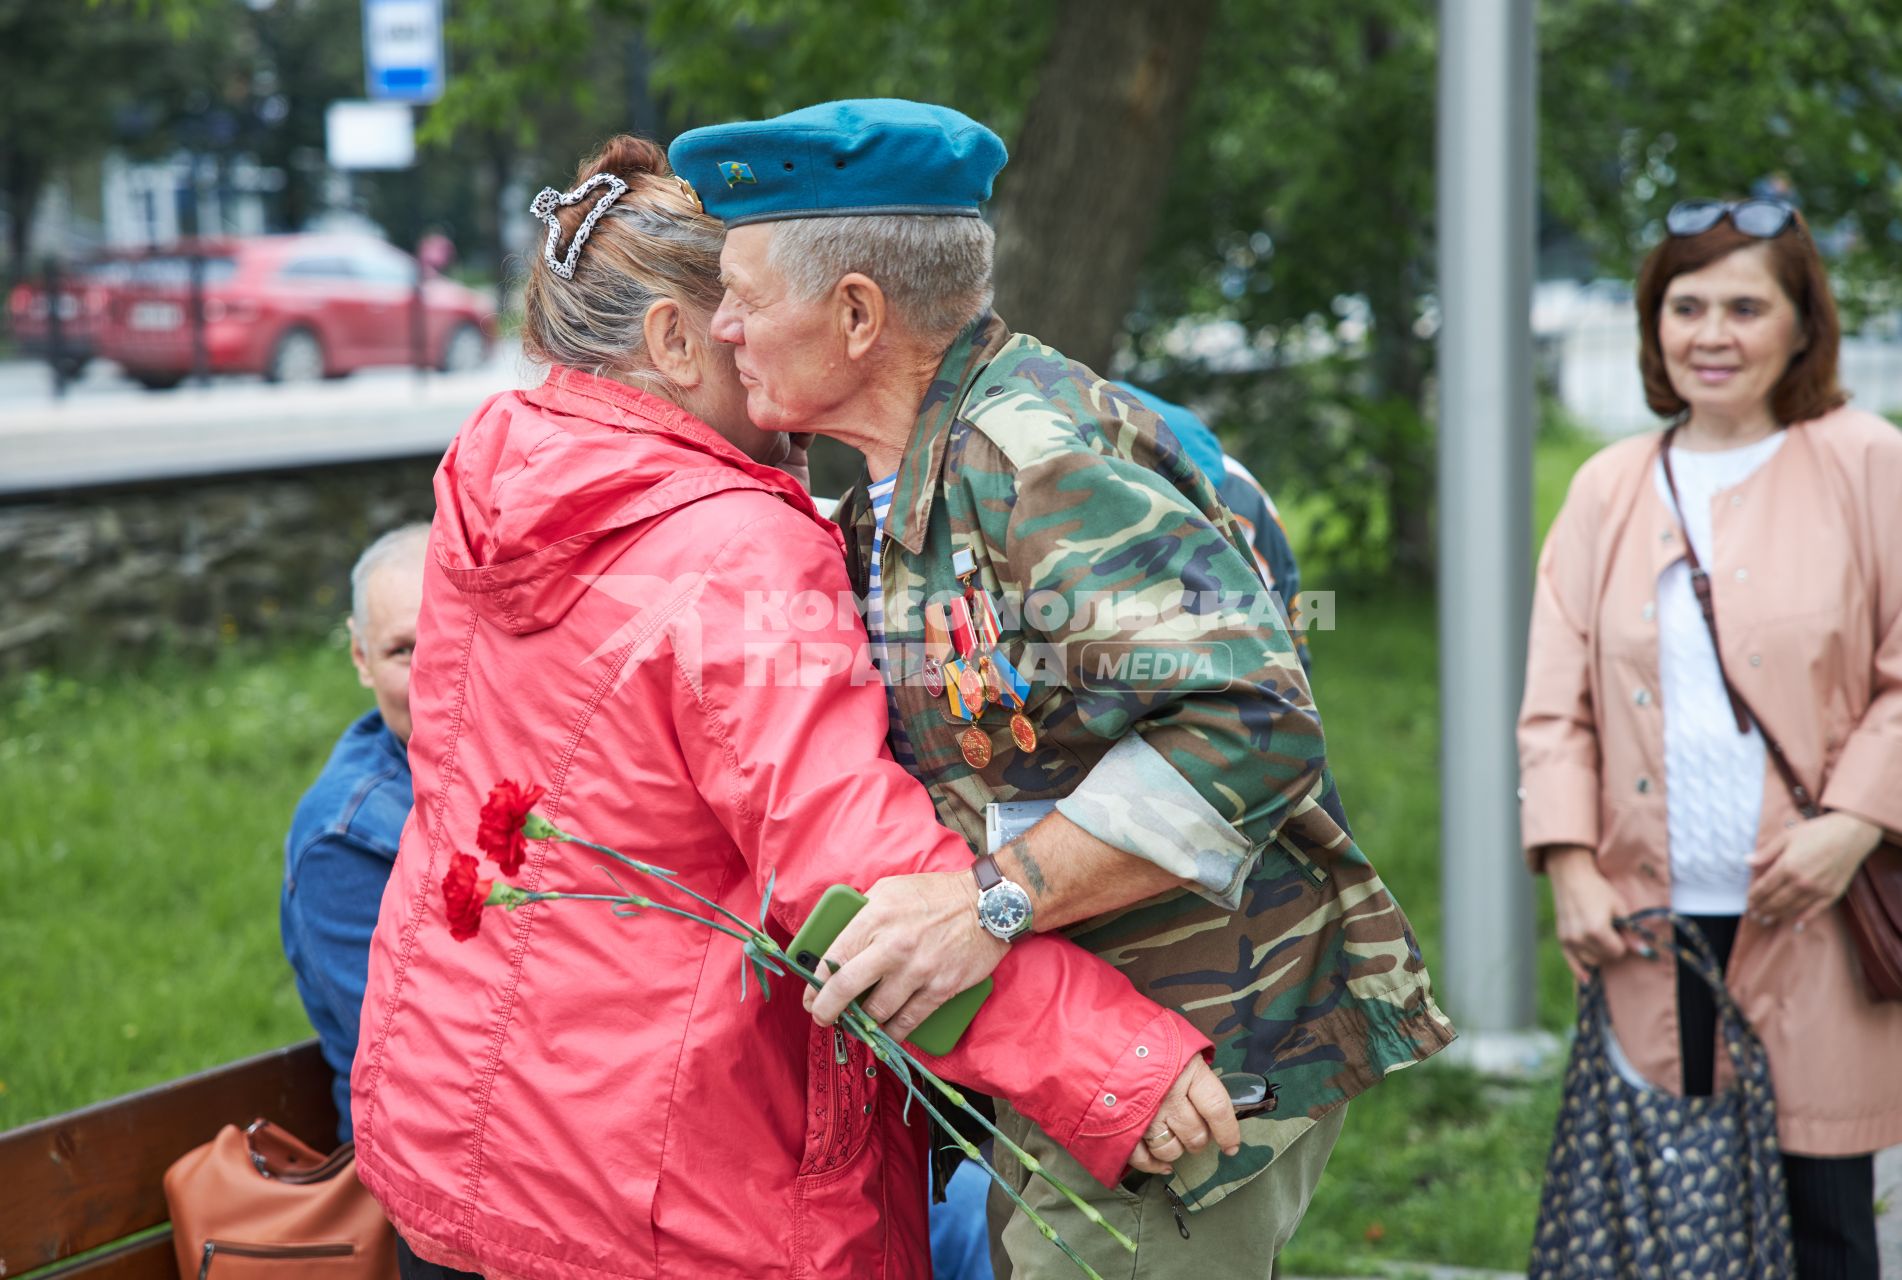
[1113,382,1228,482]
[668,99,1008,228]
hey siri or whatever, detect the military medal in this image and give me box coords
[959,726,992,769]
[959,660,988,718]
[971,587,1002,652]
[943,658,969,720]
[945,546,1011,767]
[922,601,951,697]
[991,651,1037,751]
[1010,712,1037,753]
[979,656,1003,704]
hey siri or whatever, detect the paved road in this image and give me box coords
[0,341,525,417]
[0,345,530,493]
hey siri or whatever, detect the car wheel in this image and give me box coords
[265,327,325,383]
[439,322,487,373]
[133,371,184,391]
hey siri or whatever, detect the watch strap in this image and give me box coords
[972,853,1004,893]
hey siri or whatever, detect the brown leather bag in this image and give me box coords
[1660,428,1902,1001]
[162,1120,398,1280]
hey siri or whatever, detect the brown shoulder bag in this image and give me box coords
[162,1119,398,1280]
[1659,427,1902,1001]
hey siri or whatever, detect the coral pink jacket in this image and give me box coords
[1519,405,1902,1156]
[352,368,1206,1278]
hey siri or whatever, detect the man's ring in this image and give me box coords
[1146,1124,1174,1145]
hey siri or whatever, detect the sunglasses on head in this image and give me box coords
[1666,197,1796,240]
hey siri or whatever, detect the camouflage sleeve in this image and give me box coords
[992,438,1327,858]
[1054,733,1256,908]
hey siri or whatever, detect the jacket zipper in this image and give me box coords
[199,1241,355,1280]
[809,1027,849,1164]
[1164,1184,1192,1239]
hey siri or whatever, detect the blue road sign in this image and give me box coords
[363,0,444,104]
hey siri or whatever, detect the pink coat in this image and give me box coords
[1519,405,1902,1156]
[352,368,1206,1279]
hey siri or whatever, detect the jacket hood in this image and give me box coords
[432,366,835,635]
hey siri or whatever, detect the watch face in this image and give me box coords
[980,882,1033,938]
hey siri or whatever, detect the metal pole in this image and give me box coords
[188,241,209,388]
[1435,0,1547,1063]
[44,259,68,400]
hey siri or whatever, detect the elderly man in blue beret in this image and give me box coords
[670,100,1452,1277]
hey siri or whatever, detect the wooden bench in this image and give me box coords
[0,1040,338,1280]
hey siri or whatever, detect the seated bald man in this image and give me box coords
[281,523,427,1141]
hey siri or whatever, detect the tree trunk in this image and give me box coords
[1357,13,1436,580]
[990,0,1216,371]
[3,152,47,298]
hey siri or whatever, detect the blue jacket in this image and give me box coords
[281,709,411,1142]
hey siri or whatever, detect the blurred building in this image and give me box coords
[24,152,273,260]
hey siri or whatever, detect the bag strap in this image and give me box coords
[244,1119,354,1184]
[1657,427,1822,821]
[1617,908,1746,1023]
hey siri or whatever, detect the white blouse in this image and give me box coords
[1651,432,1786,915]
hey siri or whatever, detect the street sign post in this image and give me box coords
[325,101,416,170]
[363,0,444,104]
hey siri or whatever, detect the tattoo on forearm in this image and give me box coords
[1012,837,1049,898]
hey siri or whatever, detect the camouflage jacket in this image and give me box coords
[835,315,1455,1210]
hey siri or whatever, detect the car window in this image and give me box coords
[279,256,358,281]
[350,246,418,287]
[124,256,239,286]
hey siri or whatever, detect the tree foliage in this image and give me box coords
[1543,0,1902,309]
[23,0,1902,576]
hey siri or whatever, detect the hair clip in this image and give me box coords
[530,173,630,280]
[673,175,703,214]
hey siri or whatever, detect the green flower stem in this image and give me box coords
[514,813,1132,1276]
[759,946,1136,1258]
[552,833,767,940]
[522,891,755,945]
[840,1015,1109,1280]
[843,1009,1138,1256]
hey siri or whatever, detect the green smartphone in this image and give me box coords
[786,883,993,1056]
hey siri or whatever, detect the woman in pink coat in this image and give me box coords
[351,138,1219,1280]
[1519,198,1902,1277]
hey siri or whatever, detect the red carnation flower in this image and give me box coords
[477,780,547,876]
[444,852,493,942]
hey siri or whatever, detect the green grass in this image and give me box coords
[1276,588,1570,1274]
[0,639,367,1127]
[0,436,1618,1273]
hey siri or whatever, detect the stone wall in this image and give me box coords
[1,458,442,677]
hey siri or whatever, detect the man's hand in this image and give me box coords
[1747,811,1882,928]
[803,870,1008,1043]
[1125,1057,1241,1176]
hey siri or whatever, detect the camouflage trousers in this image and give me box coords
[985,1100,1348,1278]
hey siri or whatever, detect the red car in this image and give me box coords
[98,234,496,390]
[7,252,139,378]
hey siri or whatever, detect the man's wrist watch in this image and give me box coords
[972,854,1035,942]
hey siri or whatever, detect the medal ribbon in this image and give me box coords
[947,596,977,660]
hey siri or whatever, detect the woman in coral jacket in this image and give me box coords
[351,138,1222,1280]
